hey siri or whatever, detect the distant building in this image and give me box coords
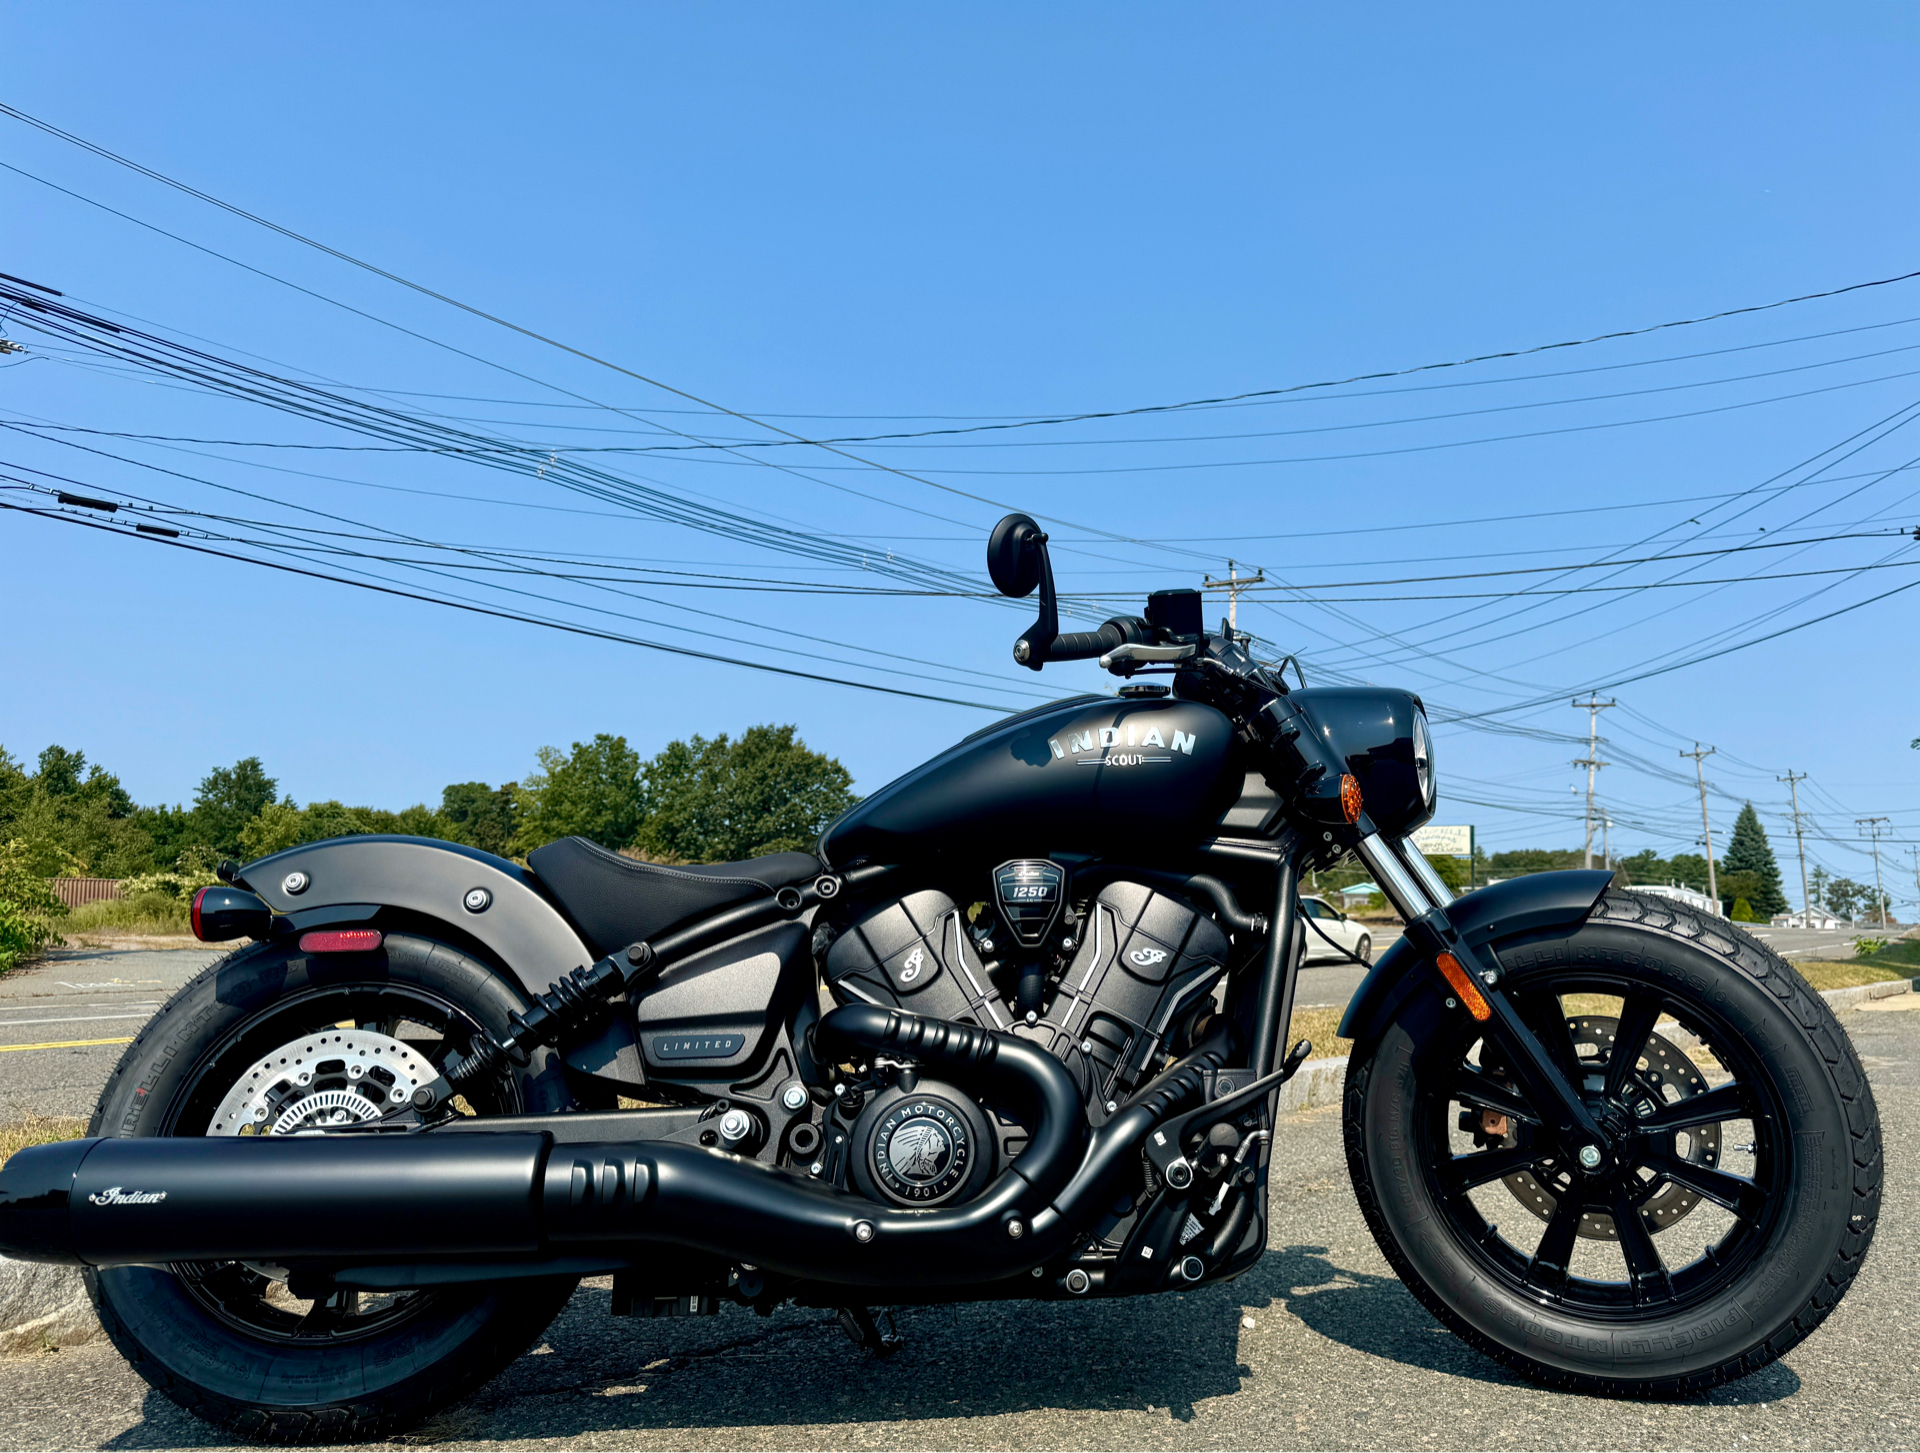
[1770,906,1846,929]
[1626,882,1722,918]
[1335,881,1382,910]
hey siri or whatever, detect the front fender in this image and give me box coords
[1336,870,1614,1044]
[241,835,594,999]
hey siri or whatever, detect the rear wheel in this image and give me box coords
[1344,891,1879,1395]
[86,932,579,1443]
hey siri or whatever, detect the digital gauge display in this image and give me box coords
[993,859,1066,948]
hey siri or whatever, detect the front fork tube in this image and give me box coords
[1354,834,1617,1170]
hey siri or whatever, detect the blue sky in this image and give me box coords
[3,7,1917,907]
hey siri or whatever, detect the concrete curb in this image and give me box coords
[3,975,1912,1358]
[0,1255,97,1357]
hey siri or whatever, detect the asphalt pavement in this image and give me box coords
[0,944,1912,1450]
[0,944,226,1121]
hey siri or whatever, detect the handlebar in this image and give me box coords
[1047,622,1129,661]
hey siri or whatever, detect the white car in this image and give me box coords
[1299,895,1373,965]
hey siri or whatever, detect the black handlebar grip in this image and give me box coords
[1048,623,1125,661]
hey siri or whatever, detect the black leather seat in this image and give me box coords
[527,836,821,958]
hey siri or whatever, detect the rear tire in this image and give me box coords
[85,932,579,1443]
[1343,890,1880,1395]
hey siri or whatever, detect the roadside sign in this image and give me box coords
[1412,824,1473,858]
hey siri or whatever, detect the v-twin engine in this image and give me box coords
[823,877,1231,1117]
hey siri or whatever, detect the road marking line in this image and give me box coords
[0,1036,135,1053]
[0,1013,155,1029]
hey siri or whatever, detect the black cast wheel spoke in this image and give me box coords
[1527,1192,1587,1291]
[1636,1081,1749,1135]
[1517,990,1585,1084]
[1451,1067,1538,1124]
[1444,1142,1540,1193]
[1604,993,1663,1103]
[1609,1186,1671,1305]
[1642,1150,1765,1218]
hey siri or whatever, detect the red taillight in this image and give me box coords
[190,885,207,941]
[297,929,384,954]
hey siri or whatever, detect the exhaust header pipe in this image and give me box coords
[0,1006,1207,1288]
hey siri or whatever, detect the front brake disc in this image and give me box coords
[1502,1015,1723,1241]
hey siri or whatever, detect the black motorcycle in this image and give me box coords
[0,514,1880,1441]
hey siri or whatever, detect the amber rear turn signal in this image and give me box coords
[1434,952,1491,1021]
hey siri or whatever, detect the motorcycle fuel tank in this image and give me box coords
[819,695,1241,865]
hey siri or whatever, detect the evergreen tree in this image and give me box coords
[1722,803,1788,917]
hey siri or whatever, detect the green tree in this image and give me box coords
[189,758,280,859]
[0,746,150,877]
[1486,848,1585,877]
[513,735,646,854]
[1722,803,1788,917]
[635,724,857,862]
[438,782,520,857]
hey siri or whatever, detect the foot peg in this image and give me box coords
[1279,1038,1313,1082]
[837,1305,902,1356]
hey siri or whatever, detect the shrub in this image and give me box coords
[1852,936,1889,958]
[0,837,66,971]
[1731,897,1756,922]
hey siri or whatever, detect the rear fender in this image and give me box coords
[1336,870,1614,1044]
[242,835,594,1000]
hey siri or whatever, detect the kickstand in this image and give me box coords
[836,1305,902,1356]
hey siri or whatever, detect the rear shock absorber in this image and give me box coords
[412,943,656,1113]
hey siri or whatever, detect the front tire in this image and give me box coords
[1344,890,1880,1395]
[85,932,579,1443]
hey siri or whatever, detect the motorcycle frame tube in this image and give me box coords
[1249,856,1301,1081]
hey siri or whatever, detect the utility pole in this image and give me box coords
[1680,742,1719,907]
[1858,817,1891,928]
[1572,696,1616,870]
[1778,771,1812,924]
[1204,559,1265,641]
[1602,814,1613,870]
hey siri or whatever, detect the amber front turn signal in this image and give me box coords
[1434,951,1491,1021]
[1339,773,1363,824]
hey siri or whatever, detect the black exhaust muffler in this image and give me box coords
[0,1005,1207,1288]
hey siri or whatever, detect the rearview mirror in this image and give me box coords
[987,513,1045,598]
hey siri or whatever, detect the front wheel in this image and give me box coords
[85,932,580,1443]
[1344,890,1880,1396]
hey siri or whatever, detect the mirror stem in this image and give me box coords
[1012,532,1059,670]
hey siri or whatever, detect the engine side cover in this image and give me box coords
[848,1081,995,1208]
[1031,881,1230,1112]
[823,889,1010,1032]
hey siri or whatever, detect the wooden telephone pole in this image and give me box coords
[1572,696,1615,870]
[1204,560,1265,642]
[1680,743,1718,906]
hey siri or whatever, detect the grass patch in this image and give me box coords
[1791,959,1912,992]
[0,1112,87,1163]
[1862,938,1920,970]
[1286,1004,1352,1063]
[61,892,192,938]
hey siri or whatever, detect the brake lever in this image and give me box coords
[1142,1046,1307,1189]
[1100,642,1197,672]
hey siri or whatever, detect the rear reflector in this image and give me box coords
[298,929,384,954]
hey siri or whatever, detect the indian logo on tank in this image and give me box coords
[1046,719,1198,768]
[87,1187,168,1206]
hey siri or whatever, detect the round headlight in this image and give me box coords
[1412,708,1434,807]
